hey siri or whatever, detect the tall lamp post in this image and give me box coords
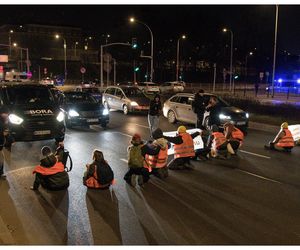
[74,41,78,57]
[271,5,279,98]
[55,34,67,82]
[223,28,234,91]
[244,51,253,96]
[8,29,13,56]
[176,35,186,82]
[129,17,154,81]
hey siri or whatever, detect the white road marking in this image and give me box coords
[240,150,271,159]
[236,169,282,184]
[6,166,33,174]
[130,123,149,129]
[112,131,132,138]
[120,158,128,163]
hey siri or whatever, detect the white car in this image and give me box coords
[159,81,184,93]
[138,82,160,93]
[40,77,54,85]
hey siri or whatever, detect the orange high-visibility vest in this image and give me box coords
[85,165,113,189]
[212,132,227,149]
[174,132,195,159]
[144,147,168,169]
[276,129,294,148]
[33,162,65,175]
[232,128,244,142]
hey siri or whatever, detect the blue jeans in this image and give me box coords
[148,115,159,135]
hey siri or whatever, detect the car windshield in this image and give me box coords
[82,88,101,94]
[217,96,230,107]
[65,92,97,104]
[7,86,54,105]
[123,87,145,97]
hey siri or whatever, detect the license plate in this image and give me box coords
[87,118,99,123]
[236,121,246,125]
[33,130,51,135]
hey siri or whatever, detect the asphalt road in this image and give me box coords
[0,111,300,245]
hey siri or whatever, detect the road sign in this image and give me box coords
[80,67,86,74]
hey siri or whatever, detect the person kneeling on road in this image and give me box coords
[163,126,200,170]
[83,149,114,189]
[124,133,160,187]
[208,125,234,159]
[264,122,294,152]
[224,122,244,153]
[144,128,169,179]
[31,146,70,191]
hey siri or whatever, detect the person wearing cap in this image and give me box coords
[192,89,206,129]
[264,122,294,152]
[124,133,160,186]
[163,125,200,170]
[224,122,244,152]
[31,146,70,191]
[144,128,170,179]
[148,94,162,135]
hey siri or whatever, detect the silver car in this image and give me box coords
[163,93,249,130]
[159,81,184,93]
[102,86,150,115]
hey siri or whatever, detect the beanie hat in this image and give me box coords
[152,128,163,140]
[177,125,186,134]
[41,146,52,157]
[281,122,288,129]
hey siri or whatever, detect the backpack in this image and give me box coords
[57,147,73,172]
[128,144,144,168]
[96,162,114,185]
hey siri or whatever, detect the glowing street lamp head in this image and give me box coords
[55,34,60,39]
[249,52,253,56]
[75,41,78,45]
[130,17,135,23]
[13,43,17,47]
[10,29,14,33]
[182,35,186,39]
[223,28,228,32]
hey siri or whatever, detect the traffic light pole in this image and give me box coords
[100,42,131,88]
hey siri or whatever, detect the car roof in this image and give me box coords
[106,85,139,90]
[171,92,215,98]
[0,82,49,88]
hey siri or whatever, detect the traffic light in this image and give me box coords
[234,75,239,80]
[132,37,138,49]
[134,66,140,72]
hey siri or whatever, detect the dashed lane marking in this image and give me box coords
[111,132,132,138]
[130,123,149,129]
[236,169,282,184]
[240,150,271,159]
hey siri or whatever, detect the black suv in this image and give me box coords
[0,83,65,142]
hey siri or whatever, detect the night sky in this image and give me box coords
[1,5,300,55]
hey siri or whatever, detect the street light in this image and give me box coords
[223,28,234,91]
[271,5,279,98]
[74,41,78,57]
[8,29,14,56]
[55,34,67,82]
[13,43,17,47]
[176,35,186,82]
[129,17,154,81]
[244,51,253,96]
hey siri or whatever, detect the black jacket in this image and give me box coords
[148,100,162,116]
[192,94,206,114]
[86,160,114,185]
[206,103,222,126]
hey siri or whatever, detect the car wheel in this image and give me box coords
[167,110,177,124]
[123,104,129,115]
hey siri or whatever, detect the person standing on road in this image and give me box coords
[254,83,259,97]
[31,146,70,191]
[83,150,114,189]
[205,96,222,130]
[148,94,162,136]
[192,89,206,129]
[163,126,200,170]
[264,122,295,152]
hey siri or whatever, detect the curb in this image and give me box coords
[248,121,278,133]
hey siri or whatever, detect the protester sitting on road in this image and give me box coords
[207,125,234,159]
[163,126,200,170]
[224,122,244,152]
[31,146,70,191]
[264,122,295,152]
[124,133,161,186]
[83,149,114,189]
[194,129,212,161]
[144,128,169,179]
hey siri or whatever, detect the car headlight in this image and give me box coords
[245,113,249,119]
[68,109,79,117]
[56,111,65,122]
[219,113,231,120]
[130,101,139,106]
[9,114,24,125]
[102,108,109,115]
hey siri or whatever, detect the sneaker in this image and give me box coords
[130,175,137,187]
[137,175,144,186]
